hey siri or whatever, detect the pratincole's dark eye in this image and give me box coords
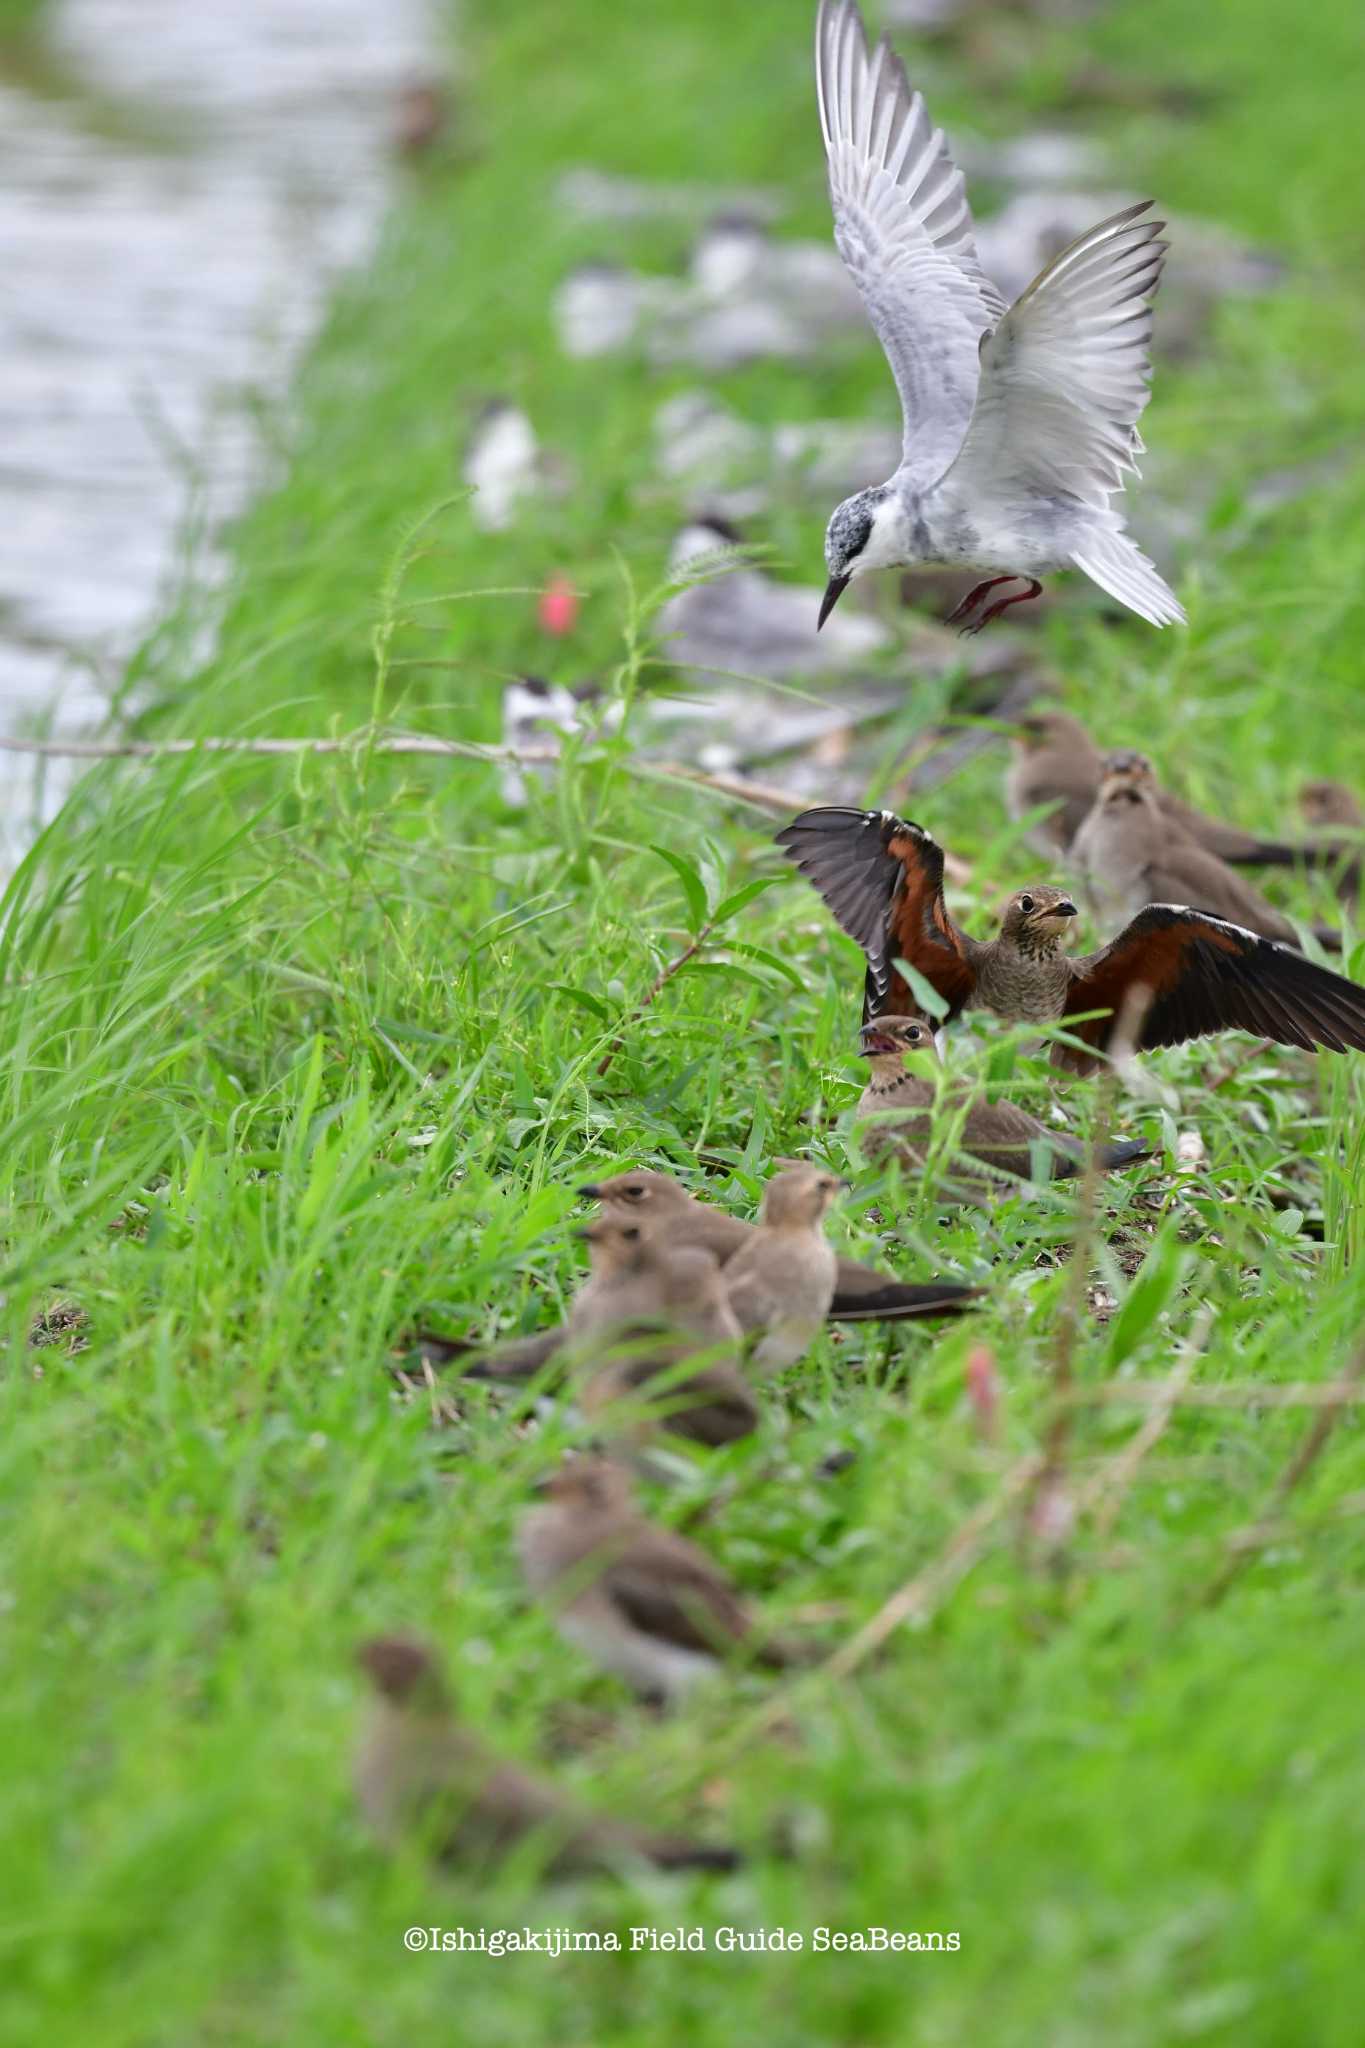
[1019,895,1035,915]
[908,1027,922,1042]
[623,1185,644,1201]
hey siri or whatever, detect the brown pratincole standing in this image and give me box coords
[1071,751,1337,950]
[1007,710,1320,867]
[721,1163,842,1373]
[1299,780,1363,901]
[582,1170,981,1324]
[355,1636,738,1873]
[518,1458,801,1708]
[570,1221,758,1450]
[417,1164,981,1383]
[776,804,1365,1074]
[1005,710,1107,857]
[856,1014,1148,1199]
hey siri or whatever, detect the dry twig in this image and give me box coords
[1202,1340,1365,1605]
[595,915,717,1077]
[1076,1309,1210,1541]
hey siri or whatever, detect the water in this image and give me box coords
[0,0,435,855]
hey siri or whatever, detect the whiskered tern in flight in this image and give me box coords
[812,0,1185,635]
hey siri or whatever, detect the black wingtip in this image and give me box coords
[1100,1137,1153,1170]
[829,1281,984,1322]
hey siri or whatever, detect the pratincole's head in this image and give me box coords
[529,1454,633,1513]
[357,1635,446,1706]
[858,1012,935,1061]
[1013,708,1093,755]
[577,1169,690,1222]
[1098,748,1157,806]
[1000,885,1079,947]
[757,1161,846,1228]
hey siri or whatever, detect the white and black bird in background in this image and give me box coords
[812,0,1186,635]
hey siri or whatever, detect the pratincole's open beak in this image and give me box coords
[858,1023,898,1055]
[1055,900,1079,919]
[576,1183,603,1199]
[817,574,850,631]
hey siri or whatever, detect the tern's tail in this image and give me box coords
[1071,528,1185,628]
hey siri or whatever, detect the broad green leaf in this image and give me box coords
[647,845,709,931]
[893,959,951,1021]
[1106,1227,1191,1368]
[710,876,780,925]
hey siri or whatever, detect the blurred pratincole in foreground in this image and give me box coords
[856,1014,1149,1200]
[659,519,890,679]
[777,805,1365,1073]
[572,1221,759,1452]
[519,1458,803,1707]
[1072,752,1341,952]
[811,0,1185,634]
[355,1637,738,1873]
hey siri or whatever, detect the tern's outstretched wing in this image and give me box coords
[933,201,1185,626]
[816,0,1004,488]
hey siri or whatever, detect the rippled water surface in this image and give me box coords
[0,0,434,852]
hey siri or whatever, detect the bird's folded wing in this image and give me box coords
[1063,904,1365,1059]
[602,1552,751,1654]
[410,1327,564,1381]
[830,1260,983,1318]
[1144,844,1299,948]
[775,806,974,1019]
[934,200,1166,513]
[721,1257,775,1335]
[816,0,1003,484]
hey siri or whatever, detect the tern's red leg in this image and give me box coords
[945,575,1017,627]
[961,577,1044,635]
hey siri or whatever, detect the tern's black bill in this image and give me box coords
[817,574,850,631]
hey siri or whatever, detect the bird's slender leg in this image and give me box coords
[961,577,1044,635]
[945,575,1018,627]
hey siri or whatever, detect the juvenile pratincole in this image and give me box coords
[811,0,1184,634]
[519,1458,801,1708]
[1072,752,1340,952]
[355,1636,738,1873]
[583,1168,980,1323]
[777,805,1365,1074]
[570,1222,759,1451]
[416,1165,981,1380]
[856,1013,1149,1199]
[720,1163,842,1373]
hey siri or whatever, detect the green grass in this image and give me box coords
[4,0,1365,2041]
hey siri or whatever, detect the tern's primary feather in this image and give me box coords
[933,201,1187,626]
[816,0,1003,486]
[813,0,1185,632]
[937,202,1164,511]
